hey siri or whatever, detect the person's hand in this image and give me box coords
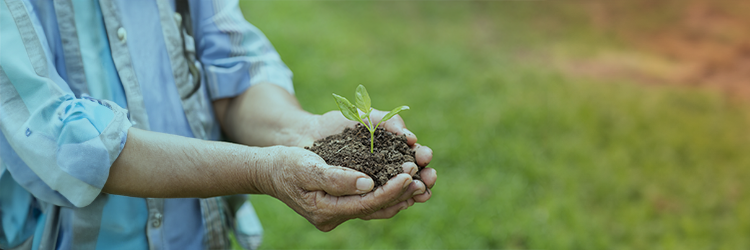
[214,83,434,224]
[295,109,436,215]
[256,146,424,231]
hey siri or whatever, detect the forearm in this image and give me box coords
[215,82,316,147]
[103,127,272,198]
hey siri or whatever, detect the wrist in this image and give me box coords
[218,82,317,147]
[280,111,320,147]
[241,145,288,197]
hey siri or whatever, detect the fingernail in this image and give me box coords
[404,163,417,176]
[356,178,374,192]
[403,177,412,189]
[411,180,424,196]
[412,188,425,196]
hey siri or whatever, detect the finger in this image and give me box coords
[370,109,417,146]
[360,200,410,220]
[413,143,433,167]
[308,164,375,196]
[401,127,418,146]
[419,167,437,189]
[383,116,418,146]
[403,162,418,176]
[414,188,432,203]
[333,173,412,217]
[401,180,425,203]
[366,163,420,209]
[379,178,426,209]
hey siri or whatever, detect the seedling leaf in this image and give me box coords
[381,106,409,125]
[333,85,411,153]
[354,85,371,114]
[332,94,360,122]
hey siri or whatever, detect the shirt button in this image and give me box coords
[152,213,162,228]
[117,27,127,42]
[174,12,182,25]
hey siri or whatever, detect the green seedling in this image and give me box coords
[333,85,409,153]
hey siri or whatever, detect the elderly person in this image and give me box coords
[0,0,436,249]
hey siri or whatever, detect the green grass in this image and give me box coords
[237,1,750,249]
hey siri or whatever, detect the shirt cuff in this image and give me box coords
[6,95,131,207]
[203,58,294,101]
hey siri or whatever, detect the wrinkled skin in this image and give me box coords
[214,83,436,231]
[263,110,436,231]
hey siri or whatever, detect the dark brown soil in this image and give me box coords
[305,124,420,189]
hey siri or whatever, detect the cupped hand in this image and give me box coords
[260,146,422,231]
[297,109,437,210]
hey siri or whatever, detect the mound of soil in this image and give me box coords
[305,124,420,189]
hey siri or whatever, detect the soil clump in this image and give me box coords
[306,124,419,189]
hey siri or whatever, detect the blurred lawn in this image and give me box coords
[238,1,750,249]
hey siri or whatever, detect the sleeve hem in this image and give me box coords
[205,63,294,101]
[96,98,133,165]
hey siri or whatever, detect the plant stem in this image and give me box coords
[365,116,375,153]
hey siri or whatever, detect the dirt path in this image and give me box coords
[561,0,750,99]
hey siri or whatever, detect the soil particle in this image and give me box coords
[306,124,420,189]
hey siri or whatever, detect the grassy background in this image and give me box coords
[237,1,750,249]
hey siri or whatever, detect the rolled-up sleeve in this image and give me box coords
[0,0,131,208]
[191,0,294,100]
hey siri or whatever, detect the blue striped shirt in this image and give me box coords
[0,0,293,249]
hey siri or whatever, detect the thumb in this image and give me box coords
[310,165,374,196]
